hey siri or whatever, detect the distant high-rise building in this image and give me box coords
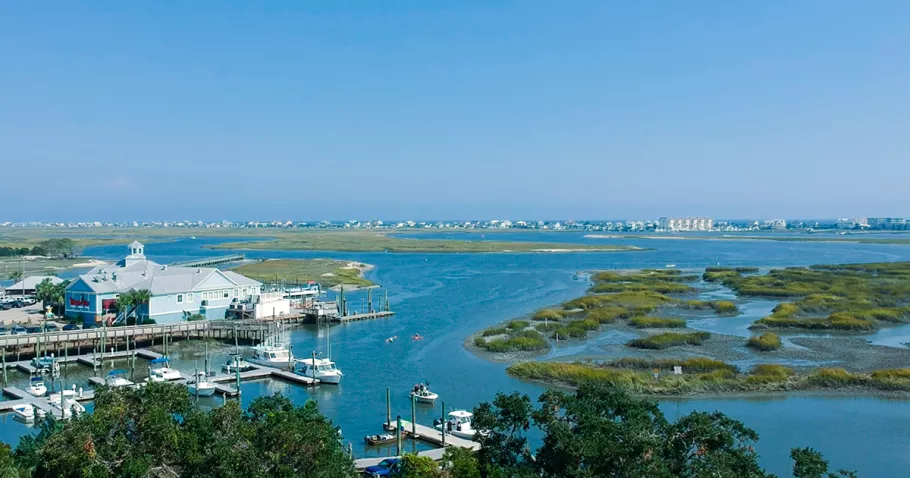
[658,217,714,231]
[867,217,906,230]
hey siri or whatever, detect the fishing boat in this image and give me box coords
[221,353,256,373]
[148,357,182,382]
[106,370,135,388]
[409,383,438,404]
[294,357,343,384]
[434,410,477,440]
[26,376,47,397]
[363,433,397,446]
[186,371,216,397]
[247,344,293,367]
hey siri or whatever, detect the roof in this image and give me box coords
[128,241,144,248]
[68,258,260,295]
[6,275,64,291]
[449,410,473,418]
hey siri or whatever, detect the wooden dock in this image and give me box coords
[169,254,245,268]
[334,311,395,323]
[353,419,480,470]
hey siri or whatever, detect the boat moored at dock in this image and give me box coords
[434,410,477,440]
[27,376,47,397]
[106,370,135,388]
[247,344,293,367]
[294,357,343,384]
[186,371,216,397]
[222,353,256,373]
[148,357,182,382]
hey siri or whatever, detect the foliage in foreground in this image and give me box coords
[464,384,856,478]
[4,383,354,478]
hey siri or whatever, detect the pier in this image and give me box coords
[354,419,480,470]
[169,254,245,268]
[334,311,395,323]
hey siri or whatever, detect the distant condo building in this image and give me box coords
[837,218,869,229]
[867,217,906,230]
[658,217,714,232]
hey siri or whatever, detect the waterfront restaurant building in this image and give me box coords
[65,242,261,325]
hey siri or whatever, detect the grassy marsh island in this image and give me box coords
[746,332,783,351]
[507,360,910,396]
[474,320,549,352]
[231,259,374,288]
[626,331,711,350]
[711,262,910,331]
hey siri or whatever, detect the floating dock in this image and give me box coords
[354,419,480,470]
[334,311,395,323]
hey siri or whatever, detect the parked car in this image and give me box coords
[20,297,37,306]
[0,302,11,311]
[44,323,59,332]
[10,326,27,335]
[0,328,7,336]
[10,300,25,308]
[363,458,401,478]
[25,326,41,334]
[62,324,79,331]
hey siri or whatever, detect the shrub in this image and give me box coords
[626,332,710,350]
[506,320,530,330]
[628,317,686,328]
[187,313,205,321]
[473,336,486,347]
[481,327,509,337]
[711,301,739,314]
[746,364,794,384]
[532,309,563,321]
[746,333,782,351]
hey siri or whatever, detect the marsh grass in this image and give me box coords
[626,331,710,349]
[628,317,686,328]
[746,332,782,351]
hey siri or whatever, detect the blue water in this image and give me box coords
[4,236,910,476]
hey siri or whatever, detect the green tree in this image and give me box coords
[472,392,535,477]
[399,454,441,477]
[791,448,858,478]
[7,271,22,283]
[133,289,152,322]
[441,447,480,478]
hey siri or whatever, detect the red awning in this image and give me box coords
[102,299,117,310]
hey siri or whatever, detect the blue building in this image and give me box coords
[65,241,261,325]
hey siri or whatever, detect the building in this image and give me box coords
[4,275,64,297]
[837,218,868,230]
[658,217,714,232]
[64,242,262,325]
[867,218,906,230]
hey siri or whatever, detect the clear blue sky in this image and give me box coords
[2,1,909,221]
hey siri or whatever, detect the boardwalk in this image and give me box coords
[354,419,480,470]
[169,254,244,268]
[335,311,395,323]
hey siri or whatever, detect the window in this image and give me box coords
[223,290,229,298]
[242,288,248,296]
[187,293,193,302]
[177,294,183,304]
[233,289,238,297]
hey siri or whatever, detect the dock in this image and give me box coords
[334,311,395,323]
[169,254,245,268]
[354,419,480,470]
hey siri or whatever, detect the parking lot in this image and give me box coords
[0,301,48,326]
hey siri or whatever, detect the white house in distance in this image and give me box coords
[65,241,264,325]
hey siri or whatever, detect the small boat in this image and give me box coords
[27,376,47,397]
[187,371,216,397]
[31,356,56,373]
[247,344,293,367]
[222,353,256,373]
[190,236,196,240]
[49,398,85,419]
[434,410,477,439]
[294,357,343,384]
[665,264,677,268]
[409,383,438,404]
[386,336,398,343]
[148,357,182,381]
[363,433,397,446]
[106,370,135,388]
[47,387,77,404]
[11,404,44,421]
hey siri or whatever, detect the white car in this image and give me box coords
[21,297,37,306]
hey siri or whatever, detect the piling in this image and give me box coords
[64,345,68,375]
[311,351,317,382]
[287,345,293,371]
[1,350,6,386]
[194,366,199,402]
[235,367,241,398]
[386,387,391,427]
[441,401,446,446]
[396,415,402,457]
[205,341,210,375]
[411,393,417,437]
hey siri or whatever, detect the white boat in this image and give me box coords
[294,357,343,384]
[106,370,135,388]
[434,410,477,439]
[11,404,44,421]
[31,356,57,373]
[186,371,216,397]
[247,344,293,367]
[27,376,47,397]
[148,357,182,381]
[49,398,85,419]
[409,383,438,404]
[222,353,256,374]
[48,387,77,404]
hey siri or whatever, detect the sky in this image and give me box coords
[2,1,909,221]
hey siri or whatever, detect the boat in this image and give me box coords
[47,387,77,404]
[221,353,256,374]
[363,433,397,446]
[48,398,85,419]
[106,370,135,388]
[190,236,196,240]
[247,344,293,367]
[11,404,43,421]
[26,376,47,397]
[386,336,398,343]
[148,357,182,381]
[434,410,477,439]
[186,371,216,397]
[31,355,57,373]
[409,383,438,404]
[294,357,343,384]
[665,264,677,268]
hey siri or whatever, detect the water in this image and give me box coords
[5,235,910,475]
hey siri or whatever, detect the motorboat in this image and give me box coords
[31,355,57,373]
[48,387,77,404]
[434,410,477,440]
[363,433,397,446]
[247,344,293,367]
[11,404,44,421]
[294,357,343,384]
[148,357,182,381]
[106,370,135,388]
[186,371,216,397]
[222,353,256,374]
[26,376,47,397]
[48,398,85,419]
[409,383,438,404]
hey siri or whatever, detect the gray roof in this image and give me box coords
[128,241,144,248]
[6,275,64,291]
[69,259,260,295]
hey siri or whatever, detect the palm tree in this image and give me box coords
[117,290,137,324]
[134,289,152,324]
